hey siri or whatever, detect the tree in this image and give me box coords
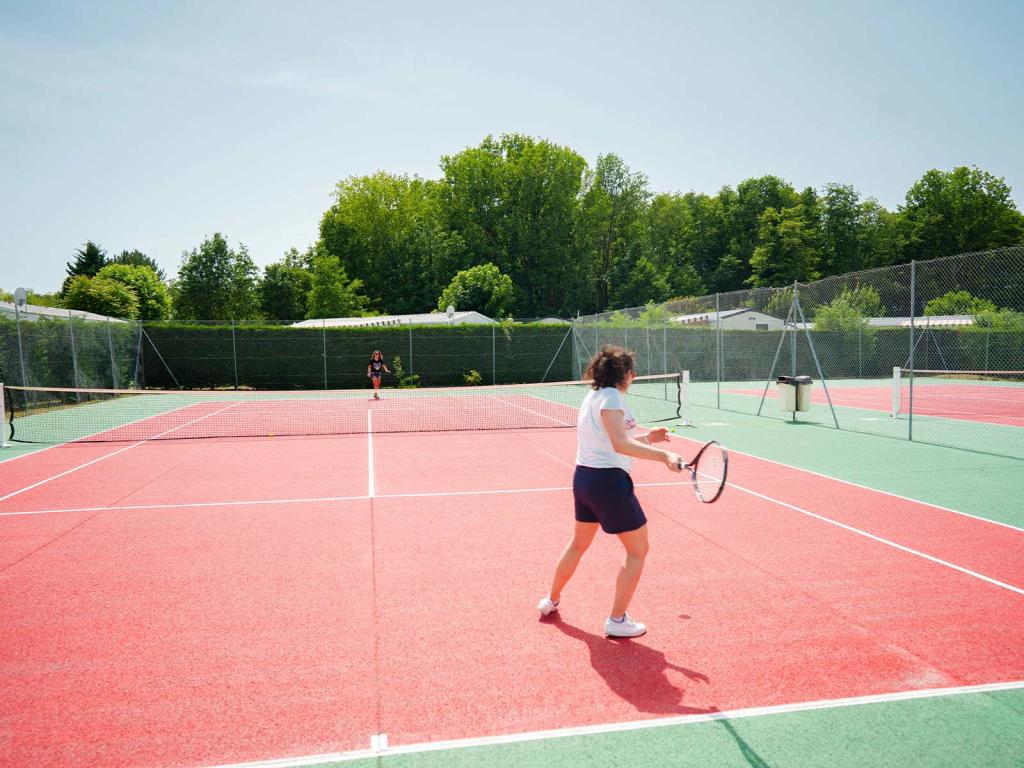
[173,233,261,322]
[899,166,1024,261]
[261,248,313,322]
[813,286,883,346]
[112,250,166,281]
[721,176,800,290]
[578,153,651,309]
[748,207,820,287]
[924,290,998,317]
[320,172,457,315]
[439,134,588,315]
[62,276,139,319]
[62,241,108,295]
[645,194,704,298]
[437,263,514,318]
[95,263,170,321]
[305,253,371,319]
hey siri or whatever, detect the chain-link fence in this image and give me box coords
[0,311,141,391]
[574,246,1024,459]
[139,320,575,390]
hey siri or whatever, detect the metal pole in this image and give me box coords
[662,324,667,376]
[231,319,239,390]
[984,327,991,372]
[322,318,328,390]
[908,261,916,441]
[645,323,651,375]
[106,317,119,389]
[67,315,80,389]
[790,282,798,380]
[14,304,28,387]
[408,324,413,374]
[715,293,721,409]
[858,323,862,379]
[133,322,143,387]
[491,323,496,385]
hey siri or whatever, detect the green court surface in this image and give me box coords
[335,687,1024,767]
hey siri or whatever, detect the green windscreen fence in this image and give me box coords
[140,322,575,390]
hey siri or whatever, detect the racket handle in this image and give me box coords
[676,459,684,470]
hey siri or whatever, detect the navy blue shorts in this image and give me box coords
[573,466,647,534]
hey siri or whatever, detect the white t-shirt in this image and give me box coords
[576,387,638,471]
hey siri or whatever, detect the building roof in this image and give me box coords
[291,311,495,328]
[865,315,975,328]
[0,301,131,323]
[670,308,778,324]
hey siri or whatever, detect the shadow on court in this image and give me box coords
[542,614,713,715]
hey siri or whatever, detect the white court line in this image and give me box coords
[725,480,1024,596]
[367,410,375,498]
[0,402,242,504]
[0,481,692,517]
[663,432,1024,534]
[202,679,1024,767]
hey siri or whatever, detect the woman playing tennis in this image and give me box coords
[367,350,391,399]
[538,346,682,638]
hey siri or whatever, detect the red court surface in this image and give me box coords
[2,428,1023,767]
[729,383,1024,426]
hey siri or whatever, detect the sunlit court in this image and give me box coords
[2,370,1023,767]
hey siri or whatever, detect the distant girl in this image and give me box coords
[367,350,391,399]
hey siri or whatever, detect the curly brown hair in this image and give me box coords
[586,345,635,390]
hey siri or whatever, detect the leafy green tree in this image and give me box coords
[437,263,514,317]
[680,191,729,289]
[924,290,998,316]
[320,172,458,315]
[578,153,651,309]
[813,286,883,348]
[112,250,166,281]
[899,166,1024,261]
[65,241,108,280]
[173,233,261,321]
[748,207,820,287]
[95,264,170,321]
[645,194,704,297]
[261,248,313,322]
[721,176,800,290]
[439,134,588,315]
[0,287,12,302]
[62,276,140,319]
[305,253,371,319]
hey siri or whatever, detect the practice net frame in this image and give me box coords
[3,373,688,444]
[890,367,1024,423]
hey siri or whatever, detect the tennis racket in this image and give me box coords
[676,440,728,503]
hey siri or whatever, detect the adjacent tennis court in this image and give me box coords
[2,381,1023,767]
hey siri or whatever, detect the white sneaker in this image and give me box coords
[605,613,646,638]
[537,597,559,616]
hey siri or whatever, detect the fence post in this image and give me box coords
[645,323,651,375]
[322,319,328,390]
[231,319,239,390]
[133,323,143,387]
[984,327,991,372]
[14,304,28,387]
[408,324,413,374]
[491,323,496,385]
[662,324,667,376]
[66,315,80,389]
[106,317,119,389]
[715,293,721,409]
[857,323,862,378]
[908,261,916,441]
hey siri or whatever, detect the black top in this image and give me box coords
[369,358,385,372]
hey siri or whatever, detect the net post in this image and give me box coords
[1,383,9,448]
[890,366,901,417]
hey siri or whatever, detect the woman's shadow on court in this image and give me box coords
[542,613,713,715]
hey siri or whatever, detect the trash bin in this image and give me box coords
[776,376,797,411]
[794,375,813,412]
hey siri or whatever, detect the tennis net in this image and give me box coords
[890,368,1024,424]
[3,373,685,444]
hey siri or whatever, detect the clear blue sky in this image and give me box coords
[2,0,1021,293]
